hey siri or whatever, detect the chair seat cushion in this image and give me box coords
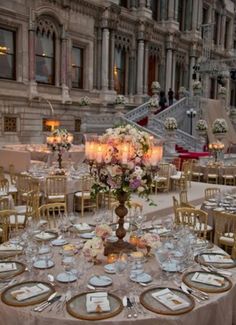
[155,177,167,182]
[208,174,218,178]
[219,233,234,245]
[15,205,26,214]
[192,172,203,176]
[9,185,17,193]
[222,175,234,179]
[10,214,26,225]
[194,223,213,232]
[171,172,183,180]
[74,191,91,198]
[48,195,65,200]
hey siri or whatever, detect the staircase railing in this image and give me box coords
[156,97,188,121]
[125,101,149,122]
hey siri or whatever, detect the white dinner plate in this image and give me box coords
[104,264,116,274]
[51,239,68,246]
[33,260,54,269]
[80,233,95,239]
[130,272,152,283]
[89,275,113,287]
[56,272,77,283]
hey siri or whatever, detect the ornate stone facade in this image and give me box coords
[0,0,235,143]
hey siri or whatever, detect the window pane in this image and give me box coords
[0,54,14,79]
[72,67,83,88]
[72,47,82,66]
[36,56,54,84]
[72,46,83,88]
[114,47,125,94]
[36,32,54,57]
[0,29,14,54]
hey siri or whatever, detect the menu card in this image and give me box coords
[202,254,234,264]
[191,272,225,287]
[11,284,50,301]
[86,292,110,313]
[0,263,17,272]
[151,288,190,311]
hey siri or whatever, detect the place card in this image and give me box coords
[11,283,50,301]
[151,288,190,311]
[0,263,17,272]
[86,292,110,313]
[202,254,234,264]
[191,272,225,287]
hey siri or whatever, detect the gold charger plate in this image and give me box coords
[1,281,55,307]
[182,271,232,293]
[0,261,25,280]
[140,286,195,315]
[66,292,123,320]
[195,252,236,269]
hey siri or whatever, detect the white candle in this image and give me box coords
[97,145,103,163]
[122,144,129,164]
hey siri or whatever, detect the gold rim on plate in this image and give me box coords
[195,252,236,269]
[1,281,55,307]
[140,286,195,315]
[66,292,123,320]
[182,271,232,293]
[0,261,26,279]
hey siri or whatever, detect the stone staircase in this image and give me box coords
[124,96,203,152]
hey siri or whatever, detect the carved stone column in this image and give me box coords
[192,0,199,30]
[61,27,71,103]
[220,13,226,49]
[129,51,135,97]
[143,42,149,95]
[137,39,144,95]
[165,35,173,94]
[109,30,115,91]
[168,0,175,20]
[101,27,110,91]
[171,50,176,91]
[174,0,179,20]
[97,28,102,90]
[28,11,38,99]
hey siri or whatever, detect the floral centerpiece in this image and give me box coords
[95,224,113,241]
[164,117,177,131]
[115,95,127,105]
[148,97,159,108]
[218,86,227,95]
[85,124,163,255]
[46,128,73,169]
[196,119,208,132]
[192,81,202,90]
[79,96,90,106]
[82,237,104,263]
[138,233,161,256]
[212,118,228,134]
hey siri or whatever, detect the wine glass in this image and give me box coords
[114,253,128,293]
[37,244,54,269]
[135,214,145,235]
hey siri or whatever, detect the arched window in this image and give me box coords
[35,17,56,85]
[114,47,126,94]
[0,27,16,80]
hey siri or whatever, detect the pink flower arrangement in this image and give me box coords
[82,237,104,259]
[95,224,113,240]
[138,233,161,249]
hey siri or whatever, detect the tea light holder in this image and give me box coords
[129,234,139,246]
[107,253,118,264]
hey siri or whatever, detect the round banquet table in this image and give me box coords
[0,238,236,325]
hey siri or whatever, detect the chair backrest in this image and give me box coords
[175,207,208,239]
[159,163,170,177]
[46,176,67,196]
[0,197,10,211]
[38,202,67,228]
[214,211,236,257]
[9,164,17,185]
[81,175,95,193]
[16,174,33,194]
[0,209,19,242]
[204,187,221,200]
[25,190,40,219]
[172,157,181,171]
[179,190,188,205]
[0,178,9,196]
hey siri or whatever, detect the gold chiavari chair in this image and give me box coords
[153,163,170,193]
[172,157,181,171]
[179,190,195,208]
[214,211,236,258]
[0,197,10,211]
[204,187,221,200]
[191,162,204,182]
[38,202,67,229]
[172,196,179,221]
[0,166,4,180]
[16,173,33,204]
[74,175,98,217]
[101,191,117,210]
[175,207,212,240]
[0,210,19,243]
[0,178,9,197]
[221,166,235,186]
[170,169,187,191]
[8,164,18,202]
[206,165,219,184]
[45,176,67,204]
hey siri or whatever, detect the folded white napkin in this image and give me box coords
[11,283,50,301]
[0,262,17,272]
[74,223,91,231]
[191,272,225,287]
[202,254,234,264]
[35,232,55,240]
[89,275,112,286]
[86,292,110,313]
[0,244,23,251]
[152,288,190,311]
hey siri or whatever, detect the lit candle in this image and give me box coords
[129,234,138,246]
[107,253,118,264]
[122,144,129,164]
[96,144,103,163]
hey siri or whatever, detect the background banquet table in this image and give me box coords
[0,240,236,325]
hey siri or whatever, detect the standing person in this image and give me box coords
[168,88,174,106]
[159,90,167,111]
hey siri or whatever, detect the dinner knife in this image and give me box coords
[37,295,62,312]
[33,292,57,311]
